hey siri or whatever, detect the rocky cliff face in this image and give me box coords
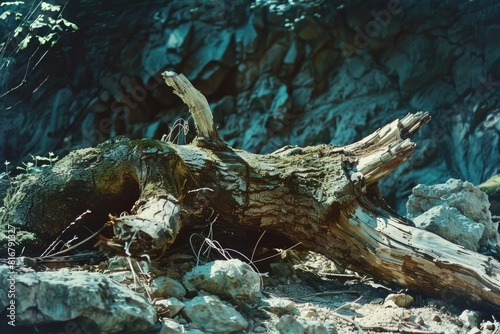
[1,0,499,213]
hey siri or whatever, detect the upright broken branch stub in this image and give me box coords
[162,71,226,147]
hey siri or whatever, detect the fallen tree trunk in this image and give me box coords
[3,72,500,311]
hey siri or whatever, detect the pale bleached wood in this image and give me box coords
[162,71,225,146]
[5,74,500,311]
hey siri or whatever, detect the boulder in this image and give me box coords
[182,294,248,334]
[384,293,414,308]
[458,309,482,329]
[154,297,185,318]
[150,276,186,299]
[160,318,185,334]
[407,179,499,249]
[413,206,484,251]
[0,265,156,333]
[183,259,260,302]
[259,297,298,317]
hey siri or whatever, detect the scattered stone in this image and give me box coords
[384,293,414,308]
[415,315,425,325]
[276,314,336,334]
[150,276,186,299]
[260,297,297,317]
[183,259,260,302]
[155,297,185,318]
[160,318,185,334]
[481,321,495,330]
[166,23,193,56]
[0,3,498,334]
[303,309,320,318]
[182,294,248,334]
[431,314,442,322]
[458,310,481,329]
[0,266,156,333]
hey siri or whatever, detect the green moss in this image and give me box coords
[129,139,175,153]
[479,174,500,195]
[0,229,41,256]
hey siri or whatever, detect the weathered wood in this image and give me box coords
[162,71,225,146]
[2,72,499,311]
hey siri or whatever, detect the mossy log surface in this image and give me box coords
[2,72,500,311]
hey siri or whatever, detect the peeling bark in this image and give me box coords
[2,72,499,311]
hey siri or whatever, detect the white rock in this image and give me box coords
[459,310,481,329]
[384,293,414,308]
[260,297,297,316]
[413,205,484,251]
[161,318,185,334]
[0,267,156,333]
[406,179,499,248]
[150,276,186,299]
[481,321,495,330]
[183,294,248,334]
[183,259,260,301]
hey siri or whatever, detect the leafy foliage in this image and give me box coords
[0,1,78,107]
[1,1,77,50]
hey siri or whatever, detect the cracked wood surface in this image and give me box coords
[2,72,499,311]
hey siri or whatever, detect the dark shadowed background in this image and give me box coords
[1,0,499,213]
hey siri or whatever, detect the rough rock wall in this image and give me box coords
[1,0,499,213]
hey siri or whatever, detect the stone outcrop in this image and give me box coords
[1,0,499,213]
[406,179,499,251]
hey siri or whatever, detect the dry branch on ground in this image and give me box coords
[2,72,499,311]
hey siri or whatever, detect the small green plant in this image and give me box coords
[16,151,58,173]
[1,152,58,217]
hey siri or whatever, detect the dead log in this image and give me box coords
[2,72,500,311]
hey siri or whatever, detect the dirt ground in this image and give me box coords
[251,251,497,334]
[6,247,500,334]
[120,248,500,334]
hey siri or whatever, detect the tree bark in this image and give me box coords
[2,72,500,311]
